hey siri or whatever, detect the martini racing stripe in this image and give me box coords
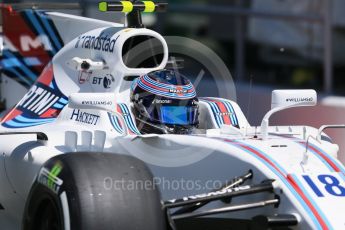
[296,141,345,174]
[287,174,333,229]
[108,113,123,134]
[108,104,141,135]
[138,81,196,99]
[3,118,55,128]
[200,98,239,128]
[144,75,193,90]
[118,104,141,135]
[137,75,196,99]
[213,137,331,230]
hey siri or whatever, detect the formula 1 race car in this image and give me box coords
[1,1,345,230]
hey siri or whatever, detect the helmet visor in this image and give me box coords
[158,106,198,125]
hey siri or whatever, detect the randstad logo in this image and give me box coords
[74,33,118,53]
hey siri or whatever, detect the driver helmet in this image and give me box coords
[130,69,199,134]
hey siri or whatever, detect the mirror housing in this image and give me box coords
[271,90,317,109]
[261,90,317,140]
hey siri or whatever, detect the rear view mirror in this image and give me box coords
[261,89,317,140]
[271,90,317,109]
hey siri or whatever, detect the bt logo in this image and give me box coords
[92,74,114,89]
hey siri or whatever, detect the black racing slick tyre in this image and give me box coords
[23,153,166,230]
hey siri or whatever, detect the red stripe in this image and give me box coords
[40,108,58,118]
[1,109,22,122]
[287,175,329,230]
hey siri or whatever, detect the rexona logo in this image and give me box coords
[18,84,61,115]
[74,33,119,53]
[70,109,100,125]
[286,97,314,102]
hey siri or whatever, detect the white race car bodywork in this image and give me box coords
[0,8,345,230]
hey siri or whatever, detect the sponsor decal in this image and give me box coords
[70,109,100,125]
[153,99,172,104]
[38,163,63,194]
[74,33,119,53]
[3,35,53,52]
[92,74,115,89]
[81,100,113,106]
[17,83,61,115]
[217,112,233,116]
[165,185,251,204]
[169,86,187,95]
[286,97,314,103]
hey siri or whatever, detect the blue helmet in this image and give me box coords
[131,69,199,134]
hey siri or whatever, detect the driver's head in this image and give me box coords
[130,70,199,134]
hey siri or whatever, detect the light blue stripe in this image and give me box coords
[53,103,64,109]
[59,98,68,104]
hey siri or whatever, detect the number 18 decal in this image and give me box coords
[303,174,345,197]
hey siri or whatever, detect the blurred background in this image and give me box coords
[2,0,345,159]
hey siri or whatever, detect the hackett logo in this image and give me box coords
[70,109,100,125]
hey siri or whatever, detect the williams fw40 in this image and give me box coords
[0,1,345,230]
